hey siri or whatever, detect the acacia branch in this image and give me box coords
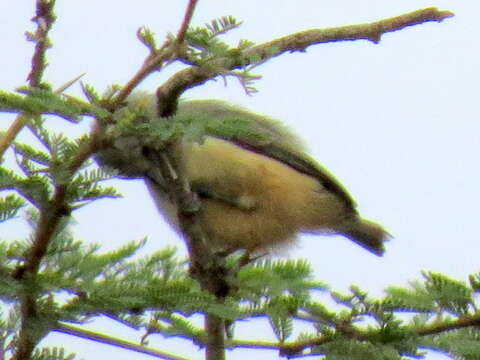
[156,7,453,109]
[13,139,98,360]
[416,313,480,336]
[112,0,201,109]
[0,0,57,160]
[112,51,175,108]
[111,0,199,109]
[9,2,62,360]
[54,323,189,360]
[229,312,480,357]
[17,139,97,278]
[176,0,199,44]
[0,114,30,161]
[251,7,453,56]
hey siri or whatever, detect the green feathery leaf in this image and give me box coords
[0,194,25,223]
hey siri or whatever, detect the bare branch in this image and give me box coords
[0,0,57,160]
[228,339,281,351]
[112,0,199,108]
[176,0,199,44]
[26,0,57,87]
[10,3,60,359]
[54,323,189,360]
[251,7,453,55]
[112,51,175,108]
[156,7,453,108]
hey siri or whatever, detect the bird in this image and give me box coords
[94,92,390,256]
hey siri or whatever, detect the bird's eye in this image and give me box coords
[141,146,151,157]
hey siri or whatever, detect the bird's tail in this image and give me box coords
[340,218,390,256]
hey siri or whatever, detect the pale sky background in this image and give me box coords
[1,1,478,359]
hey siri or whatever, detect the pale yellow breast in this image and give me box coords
[176,136,348,252]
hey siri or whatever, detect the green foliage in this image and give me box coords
[66,168,120,208]
[146,311,205,344]
[0,194,25,223]
[384,281,436,312]
[315,338,404,360]
[1,112,119,210]
[237,258,325,301]
[137,26,157,52]
[0,308,21,358]
[184,16,242,60]
[32,347,76,360]
[421,328,480,360]
[2,80,479,360]
[423,271,473,315]
[3,188,480,359]
[177,15,261,93]
[0,89,109,122]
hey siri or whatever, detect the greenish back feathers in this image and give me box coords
[122,92,357,211]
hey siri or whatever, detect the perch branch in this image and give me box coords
[156,7,453,107]
[416,313,480,336]
[54,323,189,360]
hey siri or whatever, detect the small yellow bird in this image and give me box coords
[95,93,389,256]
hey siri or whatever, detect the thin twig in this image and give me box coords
[113,0,201,108]
[416,313,480,336]
[0,0,57,160]
[0,114,30,160]
[112,51,176,108]
[176,0,199,44]
[27,0,56,87]
[54,323,190,360]
[11,2,59,359]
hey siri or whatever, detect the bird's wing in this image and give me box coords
[174,100,358,213]
[225,137,357,213]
